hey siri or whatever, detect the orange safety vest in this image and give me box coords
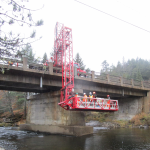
[75,94,80,107]
[83,95,87,102]
[106,100,110,108]
[89,95,93,101]
[8,61,13,65]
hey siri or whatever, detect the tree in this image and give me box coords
[74,53,85,70]
[85,68,91,73]
[0,0,43,72]
[101,58,150,81]
[101,60,109,73]
[0,91,16,116]
[42,52,48,63]
[0,91,26,116]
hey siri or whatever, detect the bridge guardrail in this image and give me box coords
[1,56,150,89]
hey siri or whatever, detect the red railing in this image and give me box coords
[58,97,118,111]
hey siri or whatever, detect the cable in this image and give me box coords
[74,0,150,34]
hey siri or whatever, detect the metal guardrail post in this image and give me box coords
[141,81,144,88]
[49,62,53,74]
[131,79,134,87]
[91,71,95,81]
[23,55,27,69]
[74,66,77,77]
[107,74,110,83]
[120,77,123,86]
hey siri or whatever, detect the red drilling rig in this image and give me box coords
[54,22,118,111]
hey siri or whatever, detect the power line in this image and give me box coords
[74,0,150,34]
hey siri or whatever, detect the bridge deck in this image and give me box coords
[0,59,149,98]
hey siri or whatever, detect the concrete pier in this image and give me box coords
[20,91,93,136]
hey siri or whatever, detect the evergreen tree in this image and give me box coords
[21,44,35,63]
[101,58,150,81]
[85,68,91,73]
[101,60,109,73]
[74,53,85,70]
[42,53,48,63]
[0,91,27,117]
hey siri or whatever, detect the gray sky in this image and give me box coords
[4,0,150,72]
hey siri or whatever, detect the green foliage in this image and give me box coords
[0,91,26,115]
[101,60,109,73]
[85,68,91,73]
[42,52,48,63]
[16,93,26,107]
[21,44,35,63]
[74,53,85,70]
[100,58,150,81]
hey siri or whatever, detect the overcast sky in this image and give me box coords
[6,0,150,72]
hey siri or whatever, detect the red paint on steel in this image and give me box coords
[54,22,118,111]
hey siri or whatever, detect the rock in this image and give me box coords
[139,125,148,129]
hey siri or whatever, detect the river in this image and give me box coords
[0,126,150,150]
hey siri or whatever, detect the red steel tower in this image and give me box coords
[54,22,74,110]
[54,22,118,111]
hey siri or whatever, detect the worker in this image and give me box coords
[106,95,110,109]
[89,92,93,102]
[93,92,97,98]
[49,56,54,62]
[75,93,80,107]
[43,60,48,66]
[107,95,110,99]
[8,61,13,66]
[75,93,78,97]
[83,93,87,103]
[93,91,98,107]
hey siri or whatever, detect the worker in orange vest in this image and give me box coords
[8,61,13,66]
[75,93,78,97]
[75,93,80,107]
[83,93,87,103]
[106,95,110,109]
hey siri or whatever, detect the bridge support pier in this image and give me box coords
[20,91,93,136]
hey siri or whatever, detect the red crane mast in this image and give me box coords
[54,22,74,110]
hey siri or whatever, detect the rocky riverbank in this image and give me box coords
[0,110,25,127]
[85,112,150,129]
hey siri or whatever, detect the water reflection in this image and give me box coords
[0,127,150,150]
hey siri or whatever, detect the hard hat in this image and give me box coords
[84,93,86,95]
[107,95,110,97]
[76,93,78,95]
[89,92,92,95]
[93,91,95,94]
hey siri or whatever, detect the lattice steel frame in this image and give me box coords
[54,22,64,67]
[55,22,118,111]
[54,22,74,110]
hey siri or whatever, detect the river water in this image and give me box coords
[0,127,150,150]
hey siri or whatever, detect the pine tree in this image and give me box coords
[101,60,109,73]
[42,53,48,63]
[74,53,85,70]
[85,68,91,73]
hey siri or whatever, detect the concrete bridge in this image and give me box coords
[1,57,150,136]
[1,57,150,97]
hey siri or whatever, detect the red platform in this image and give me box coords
[59,97,118,111]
